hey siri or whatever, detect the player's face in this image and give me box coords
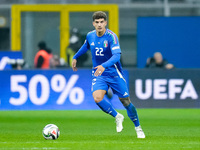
[93,18,107,35]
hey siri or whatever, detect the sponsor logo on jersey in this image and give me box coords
[104,40,108,48]
[91,42,95,46]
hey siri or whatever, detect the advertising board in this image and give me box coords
[129,69,200,108]
[0,69,125,110]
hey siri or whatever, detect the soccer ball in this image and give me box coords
[42,124,60,140]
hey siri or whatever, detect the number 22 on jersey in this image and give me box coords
[95,47,104,56]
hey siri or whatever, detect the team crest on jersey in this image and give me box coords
[104,40,108,48]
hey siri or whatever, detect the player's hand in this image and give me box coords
[94,65,105,76]
[72,59,78,71]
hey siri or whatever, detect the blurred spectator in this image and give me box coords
[66,28,88,67]
[146,52,174,69]
[50,54,68,68]
[50,54,60,68]
[34,41,53,69]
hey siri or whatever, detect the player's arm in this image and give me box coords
[72,59,77,71]
[73,41,89,60]
[101,31,121,68]
[72,39,89,71]
[102,53,121,68]
[94,53,121,76]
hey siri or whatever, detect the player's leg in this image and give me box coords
[109,76,145,138]
[108,76,140,126]
[119,97,140,126]
[92,77,124,132]
[119,97,145,138]
[93,90,124,132]
[93,89,118,117]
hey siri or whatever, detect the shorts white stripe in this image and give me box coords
[114,64,126,82]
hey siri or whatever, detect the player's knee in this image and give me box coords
[119,97,131,107]
[93,95,104,103]
[93,90,106,103]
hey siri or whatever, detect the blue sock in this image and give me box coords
[125,103,140,127]
[96,99,118,117]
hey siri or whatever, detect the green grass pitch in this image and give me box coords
[0,109,199,150]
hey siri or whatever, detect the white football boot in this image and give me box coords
[115,113,124,132]
[135,125,145,138]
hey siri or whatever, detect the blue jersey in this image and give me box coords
[73,29,124,77]
[73,29,129,97]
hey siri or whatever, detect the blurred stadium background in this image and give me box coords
[0,0,200,110]
[0,1,200,149]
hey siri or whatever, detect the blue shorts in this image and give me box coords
[91,75,129,98]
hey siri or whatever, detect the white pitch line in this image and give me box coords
[0,148,70,150]
[0,141,140,144]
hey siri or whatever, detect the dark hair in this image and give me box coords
[92,11,107,21]
[38,41,47,50]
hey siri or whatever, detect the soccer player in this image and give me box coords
[72,11,145,138]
